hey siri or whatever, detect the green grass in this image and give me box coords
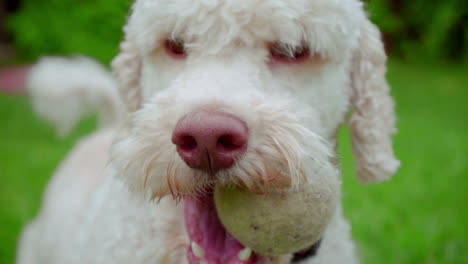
[339,60,468,263]
[0,59,467,264]
[0,98,96,264]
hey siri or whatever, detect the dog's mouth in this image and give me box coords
[184,187,265,264]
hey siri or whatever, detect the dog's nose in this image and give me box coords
[172,111,248,174]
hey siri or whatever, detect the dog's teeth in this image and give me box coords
[238,247,252,261]
[191,241,205,258]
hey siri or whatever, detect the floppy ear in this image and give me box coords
[349,19,400,183]
[111,41,142,112]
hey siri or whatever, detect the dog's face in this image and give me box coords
[110,0,400,263]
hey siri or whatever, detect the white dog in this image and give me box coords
[17,0,400,263]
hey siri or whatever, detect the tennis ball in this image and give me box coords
[214,177,339,256]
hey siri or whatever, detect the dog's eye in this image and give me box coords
[269,42,310,64]
[164,38,187,59]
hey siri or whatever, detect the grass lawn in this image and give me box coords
[0,59,467,263]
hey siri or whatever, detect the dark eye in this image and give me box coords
[269,42,310,64]
[164,38,187,59]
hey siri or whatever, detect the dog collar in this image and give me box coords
[291,239,322,263]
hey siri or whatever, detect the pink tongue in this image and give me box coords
[184,190,258,264]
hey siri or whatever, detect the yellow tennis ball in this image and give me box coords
[214,178,339,256]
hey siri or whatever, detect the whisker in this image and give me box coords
[166,159,177,199]
[143,156,156,189]
[173,165,181,194]
[258,159,270,195]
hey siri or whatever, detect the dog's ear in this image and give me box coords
[112,41,142,112]
[349,19,400,183]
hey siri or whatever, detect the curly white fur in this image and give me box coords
[349,20,401,182]
[111,56,336,198]
[18,0,399,264]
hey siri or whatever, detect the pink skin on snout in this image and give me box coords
[172,111,248,175]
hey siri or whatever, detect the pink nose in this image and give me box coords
[172,111,248,174]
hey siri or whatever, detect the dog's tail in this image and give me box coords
[27,56,124,137]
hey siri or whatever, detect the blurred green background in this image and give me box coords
[0,0,467,263]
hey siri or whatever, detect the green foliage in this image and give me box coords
[7,0,132,64]
[367,0,467,61]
